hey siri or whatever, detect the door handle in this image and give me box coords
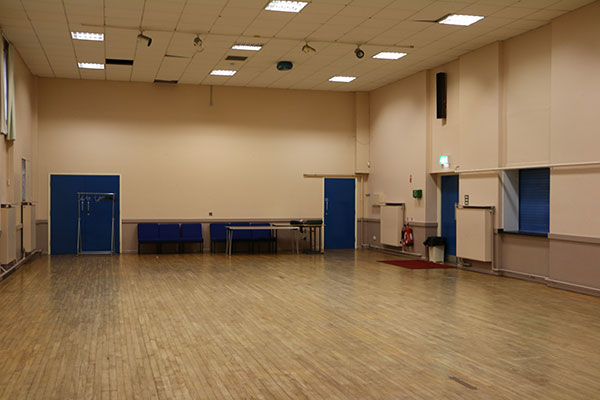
[325,198,329,215]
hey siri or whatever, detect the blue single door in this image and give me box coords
[324,178,355,249]
[50,175,120,254]
[441,175,459,256]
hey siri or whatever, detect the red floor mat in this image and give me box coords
[378,260,455,269]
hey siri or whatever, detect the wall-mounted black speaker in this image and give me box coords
[436,72,447,119]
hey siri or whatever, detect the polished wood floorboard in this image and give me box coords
[0,250,599,399]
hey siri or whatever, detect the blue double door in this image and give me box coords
[324,178,355,250]
[50,175,120,254]
[441,175,459,256]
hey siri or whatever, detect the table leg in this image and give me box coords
[226,230,231,255]
[319,226,322,253]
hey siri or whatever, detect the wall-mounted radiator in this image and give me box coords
[456,205,495,262]
[1,205,17,265]
[380,203,405,246]
[22,203,36,253]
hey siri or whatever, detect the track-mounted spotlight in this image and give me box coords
[301,42,316,54]
[355,46,364,59]
[137,32,152,47]
[193,35,204,52]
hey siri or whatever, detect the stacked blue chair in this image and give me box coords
[159,224,181,253]
[251,223,276,253]
[230,222,252,253]
[210,223,228,253]
[181,223,204,253]
[137,223,160,253]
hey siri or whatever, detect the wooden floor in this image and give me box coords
[0,250,599,399]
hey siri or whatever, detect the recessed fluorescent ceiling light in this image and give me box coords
[232,44,263,51]
[438,14,484,26]
[265,1,308,13]
[71,32,104,41]
[329,76,356,83]
[373,52,407,60]
[210,70,237,76]
[78,62,104,70]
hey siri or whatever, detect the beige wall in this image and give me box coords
[363,2,600,295]
[0,49,37,208]
[503,25,551,167]
[458,42,501,171]
[550,1,600,165]
[37,79,356,221]
[549,2,600,238]
[551,167,600,238]
[368,71,429,223]
[429,61,459,174]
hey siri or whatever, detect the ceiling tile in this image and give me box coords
[0,0,593,91]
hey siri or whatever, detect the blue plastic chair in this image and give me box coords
[181,223,203,253]
[251,223,276,253]
[159,224,181,253]
[210,223,228,253]
[230,222,251,253]
[137,223,160,253]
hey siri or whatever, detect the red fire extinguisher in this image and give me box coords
[402,224,414,247]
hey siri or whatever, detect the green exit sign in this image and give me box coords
[439,155,450,166]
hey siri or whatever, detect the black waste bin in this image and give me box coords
[424,236,446,263]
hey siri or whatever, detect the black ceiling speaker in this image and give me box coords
[436,72,447,119]
[277,61,293,71]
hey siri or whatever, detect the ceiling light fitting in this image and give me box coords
[329,76,356,83]
[265,1,308,13]
[71,32,104,41]
[373,52,407,60]
[437,14,484,26]
[137,32,152,47]
[78,62,104,70]
[232,44,262,51]
[210,70,236,76]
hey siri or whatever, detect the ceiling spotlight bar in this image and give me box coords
[79,23,414,51]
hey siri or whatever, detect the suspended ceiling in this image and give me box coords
[0,0,595,91]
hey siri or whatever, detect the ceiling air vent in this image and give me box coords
[226,55,248,61]
[105,58,134,66]
[153,79,178,84]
